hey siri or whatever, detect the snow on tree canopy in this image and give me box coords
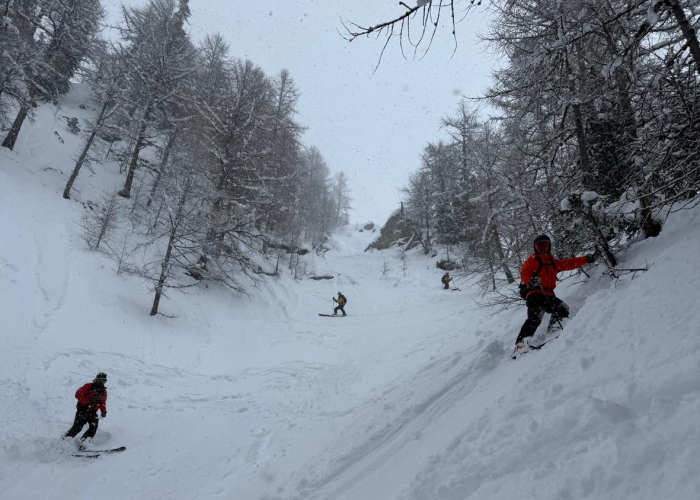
[581,191,600,206]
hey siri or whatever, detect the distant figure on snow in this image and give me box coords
[441,272,452,290]
[63,372,108,448]
[333,292,347,316]
[513,235,595,357]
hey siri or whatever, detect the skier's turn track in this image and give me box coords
[290,343,514,500]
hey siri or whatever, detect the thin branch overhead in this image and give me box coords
[340,0,478,67]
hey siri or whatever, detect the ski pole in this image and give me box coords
[538,285,564,331]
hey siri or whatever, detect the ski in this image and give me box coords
[529,334,561,350]
[511,334,561,359]
[73,446,126,458]
[88,446,126,453]
[318,314,347,317]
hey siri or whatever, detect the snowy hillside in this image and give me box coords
[2,91,700,500]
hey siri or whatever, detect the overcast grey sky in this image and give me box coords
[105,0,498,225]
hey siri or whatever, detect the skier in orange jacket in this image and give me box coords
[513,235,595,356]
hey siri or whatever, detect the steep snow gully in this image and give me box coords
[2,89,700,500]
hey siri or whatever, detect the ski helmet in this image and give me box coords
[533,234,551,253]
[338,292,342,296]
[95,372,107,382]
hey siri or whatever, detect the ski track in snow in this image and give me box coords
[2,87,700,500]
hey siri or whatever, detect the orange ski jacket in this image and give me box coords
[520,253,588,298]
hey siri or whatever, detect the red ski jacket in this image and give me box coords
[520,252,588,298]
[75,383,107,414]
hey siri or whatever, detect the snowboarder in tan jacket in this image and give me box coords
[333,292,347,316]
[441,273,452,290]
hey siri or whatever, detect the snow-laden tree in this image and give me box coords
[131,130,263,316]
[2,0,103,150]
[63,45,127,199]
[332,171,353,227]
[113,0,197,199]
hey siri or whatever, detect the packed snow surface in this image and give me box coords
[1,88,700,500]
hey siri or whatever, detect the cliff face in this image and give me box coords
[365,208,420,252]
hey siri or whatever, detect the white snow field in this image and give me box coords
[1,88,700,500]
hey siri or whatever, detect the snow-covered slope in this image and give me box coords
[1,89,699,500]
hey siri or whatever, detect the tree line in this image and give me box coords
[349,0,699,296]
[1,0,352,314]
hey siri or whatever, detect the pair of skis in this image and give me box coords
[71,446,126,459]
[511,331,562,359]
[318,313,347,317]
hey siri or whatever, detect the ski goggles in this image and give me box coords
[534,241,551,252]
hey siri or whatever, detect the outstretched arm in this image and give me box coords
[555,256,589,272]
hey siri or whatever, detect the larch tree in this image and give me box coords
[2,0,103,150]
[114,0,197,199]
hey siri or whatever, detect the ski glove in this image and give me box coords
[586,253,596,264]
[101,411,107,418]
[518,283,528,299]
[528,276,541,288]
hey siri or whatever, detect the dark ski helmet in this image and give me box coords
[338,292,342,296]
[534,234,551,254]
[94,372,108,382]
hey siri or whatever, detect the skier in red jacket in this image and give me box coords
[513,235,595,357]
[63,373,108,446]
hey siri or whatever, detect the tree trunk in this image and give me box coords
[146,129,179,207]
[63,101,112,199]
[567,41,594,190]
[118,121,148,199]
[492,226,515,284]
[149,173,192,316]
[424,216,431,252]
[584,210,618,266]
[664,0,700,76]
[2,106,29,150]
[639,194,662,238]
[573,103,594,190]
[151,198,165,232]
[150,228,176,316]
[486,240,497,292]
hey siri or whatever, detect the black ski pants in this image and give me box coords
[443,282,450,290]
[334,305,346,316]
[516,292,569,344]
[64,404,99,441]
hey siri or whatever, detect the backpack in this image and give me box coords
[520,254,558,299]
